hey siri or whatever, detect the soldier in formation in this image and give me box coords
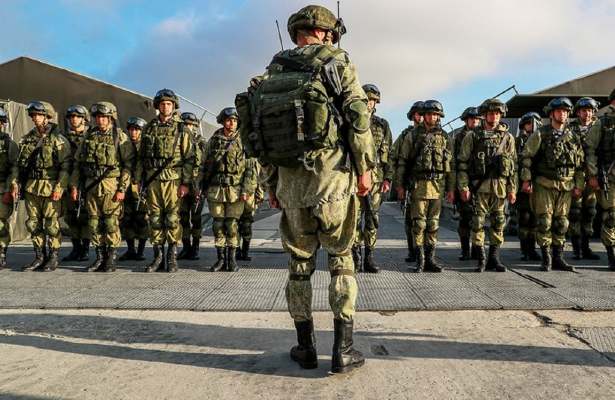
[237,157,263,261]
[0,108,18,270]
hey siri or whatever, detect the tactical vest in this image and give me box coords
[453,127,470,159]
[371,115,390,167]
[410,125,450,180]
[237,45,345,167]
[18,128,61,180]
[207,130,245,187]
[516,132,531,170]
[142,119,184,169]
[0,133,12,181]
[533,126,581,180]
[468,127,514,180]
[80,128,121,179]
[65,130,86,155]
[596,114,615,168]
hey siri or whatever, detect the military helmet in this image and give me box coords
[519,112,542,127]
[287,5,346,45]
[574,97,600,112]
[216,107,239,124]
[478,98,507,116]
[0,108,7,124]
[90,101,118,121]
[406,101,425,120]
[153,88,179,109]
[543,97,573,114]
[27,101,56,119]
[180,112,199,126]
[422,100,444,117]
[362,84,381,103]
[66,104,90,122]
[126,116,147,130]
[460,107,480,121]
[609,88,615,103]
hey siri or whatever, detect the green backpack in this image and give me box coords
[236,45,345,167]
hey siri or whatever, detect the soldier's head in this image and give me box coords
[0,107,7,129]
[126,116,147,142]
[288,5,346,47]
[422,100,444,127]
[154,89,179,119]
[65,105,89,131]
[407,101,425,125]
[544,97,573,126]
[362,84,380,113]
[519,112,542,134]
[574,97,599,126]
[217,107,239,134]
[90,102,117,131]
[478,98,506,128]
[460,107,480,129]
[181,112,200,133]
[27,101,55,130]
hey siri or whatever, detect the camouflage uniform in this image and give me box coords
[19,102,71,272]
[0,109,18,270]
[70,102,134,272]
[237,157,264,261]
[520,97,584,271]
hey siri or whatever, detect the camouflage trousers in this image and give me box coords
[147,179,182,246]
[531,184,572,247]
[25,193,62,249]
[62,193,89,240]
[455,195,473,240]
[208,200,245,248]
[471,193,506,246]
[180,189,205,240]
[597,185,615,246]
[0,196,15,248]
[411,197,441,247]
[238,195,258,241]
[120,198,148,241]
[280,195,358,323]
[516,192,536,240]
[568,188,597,237]
[86,191,122,247]
[404,199,413,245]
[354,182,383,248]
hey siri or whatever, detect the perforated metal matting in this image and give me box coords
[570,327,615,359]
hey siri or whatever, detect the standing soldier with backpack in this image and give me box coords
[0,108,19,270]
[236,5,376,373]
[70,102,134,272]
[352,84,392,273]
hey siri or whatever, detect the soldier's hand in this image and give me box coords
[572,187,582,199]
[507,192,516,204]
[588,177,600,191]
[357,171,372,197]
[113,191,125,202]
[460,190,471,203]
[396,187,405,201]
[1,192,12,205]
[446,191,455,204]
[71,187,79,202]
[11,188,18,201]
[240,193,251,202]
[521,181,533,194]
[50,191,62,201]
[381,180,391,193]
[268,190,280,209]
[178,184,189,198]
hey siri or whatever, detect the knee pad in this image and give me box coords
[568,206,582,223]
[44,218,60,237]
[212,218,225,236]
[88,217,99,233]
[165,213,179,229]
[471,214,486,233]
[104,216,119,233]
[536,214,551,234]
[149,214,163,230]
[224,217,238,235]
[412,218,426,233]
[492,212,506,232]
[604,209,615,229]
[552,216,569,236]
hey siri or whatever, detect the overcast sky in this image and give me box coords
[2,0,615,135]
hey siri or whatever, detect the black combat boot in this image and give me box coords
[22,246,45,271]
[520,239,529,261]
[405,237,415,262]
[363,246,379,273]
[470,244,480,260]
[0,246,8,270]
[552,245,575,272]
[459,236,470,261]
[166,243,178,273]
[88,246,106,272]
[424,245,443,272]
[290,320,318,369]
[210,246,225,272]
[475,245,486,272]
[331,319,365,374]
[177,238,191,260]
[527,237,542,261]
[144,244,163,273]
[607,246,615,271]
[571,235,581,260]
[413,246,425,273]
[42,248,59,272]
[155,244,166,272]
[352,245,362,272]
[187,236,200,260]
[581,235,600,260]
[486,245,507,272]
[105,247,117,272]
[78,239,90,261]
[541,246,552,271]
[118,239,136,261]
[135,239,146,261]
[239,239,251,261]
[62,239,81,261]
[226,246,239,272]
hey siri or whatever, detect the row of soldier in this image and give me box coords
[0,93,262,273]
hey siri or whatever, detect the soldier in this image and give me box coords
[237,157,263,261]
[19,101,71,272]
[352,84,392,273]
[450,107,480,260]
[458,99,517,272]
[202,107,253,272]
[396,100,454,273]
[520,97,584,271]
[515,112,542,261]
[177,112,206,261]
[62,105,91,262]
[135,89,194,273]
[236,5,375,373]
[585,88,615,269]
[118,117,149,262]
[569,97,601,260]
[70,102,134,272]
[0,108,18,270]
[391,101,424,263]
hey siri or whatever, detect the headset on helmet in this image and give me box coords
[216,107,239,125]
[27,101,56,119]
[66,104,90,122]
[153,88,179,109]
[460,107,480,121]
[574,97,600,113]
[543,97,573,114]
[287,5,346,45]
[90,102,118,121]
[422,100,445,117]
[478,98,507,116]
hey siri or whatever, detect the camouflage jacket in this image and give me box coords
[449,126,473,192]
[369,113,393,183]
[585,105,615,182]
[0,132,19,194]
[390,125,414,186]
